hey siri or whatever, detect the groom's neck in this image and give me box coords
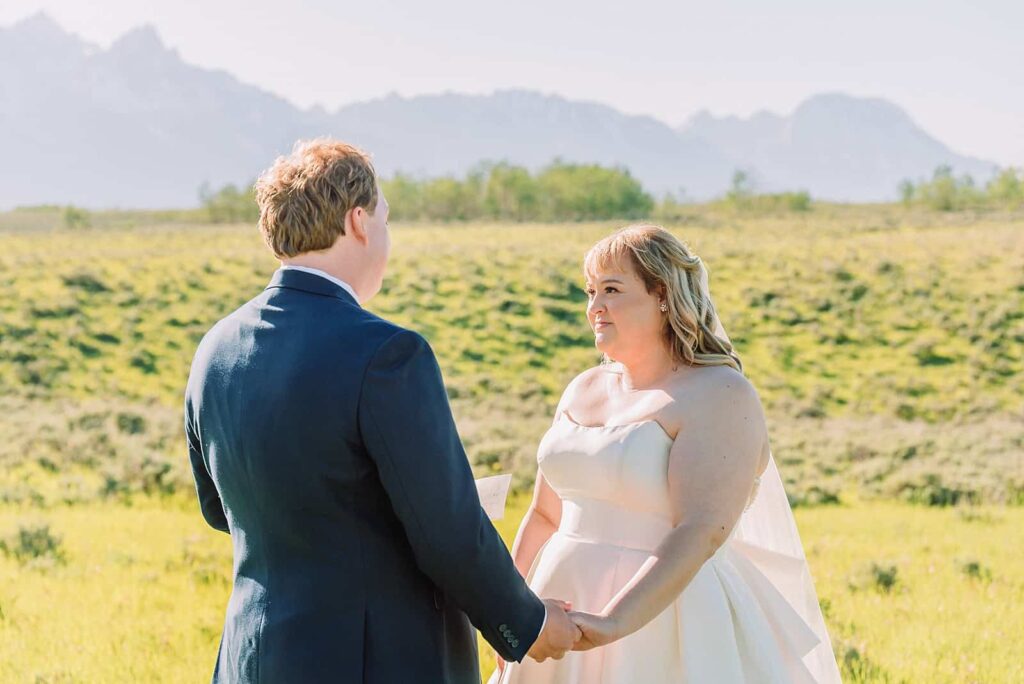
[280,251,364,292]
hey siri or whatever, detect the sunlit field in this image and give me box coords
[1,498,1022,683]
[0,205,1022,682]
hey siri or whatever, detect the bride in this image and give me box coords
[491,225,840,683]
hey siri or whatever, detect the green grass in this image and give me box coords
[0,205,1022,681]
[1,498,1021,683]
[1,206,1022,506]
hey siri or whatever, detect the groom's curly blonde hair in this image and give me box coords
[584,224,743,372]
[254,138,378,258]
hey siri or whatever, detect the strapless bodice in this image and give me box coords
[537,414,676,552]
[539,414,763,547]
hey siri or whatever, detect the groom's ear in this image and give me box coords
[346,207,369,246]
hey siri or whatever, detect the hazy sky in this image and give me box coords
[4,0,1022,166]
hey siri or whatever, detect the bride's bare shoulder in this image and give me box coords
[669,364,761,412]
[576,364,618,387]
[557,365,612,409]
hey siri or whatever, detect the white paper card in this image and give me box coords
[476,474,513,521]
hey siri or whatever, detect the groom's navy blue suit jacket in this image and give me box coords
[185,268,545,683]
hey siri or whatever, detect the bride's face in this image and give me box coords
[585,259,663,361]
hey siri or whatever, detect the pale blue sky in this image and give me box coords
[4,0,1022,166]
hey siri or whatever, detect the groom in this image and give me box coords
[185,139,580,683]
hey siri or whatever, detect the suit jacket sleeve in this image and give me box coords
[185,397,229,533]
[358,329,546,662]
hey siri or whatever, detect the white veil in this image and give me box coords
[702,265,842,683]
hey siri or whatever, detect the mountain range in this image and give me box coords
[0,13,1000,209]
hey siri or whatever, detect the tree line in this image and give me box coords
[195,161,656,224]
[194,162,809,224]
[381,161,654,221]
[44,162,1024,229]
[899,166,1024,211]
[183,163,1022,224]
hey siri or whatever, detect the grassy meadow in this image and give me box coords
[0,204,1022,682]
[1,498,1022,683]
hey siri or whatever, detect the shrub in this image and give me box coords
[839,639,896,683]
[985,167,1023,208]
[870,563,899,592]
[848,562,900,594]
[100,453,180,500]
[722,170,811,212]
[62,271,110,293]
[789,485,841,507]
[960,559,992,582]
[62,205,91,228]
[116,412,147,435]
[896,474,978,506]
[0,523,67,567]
[198,182,259,223]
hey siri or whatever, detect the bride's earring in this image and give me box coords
[659,301,668,313]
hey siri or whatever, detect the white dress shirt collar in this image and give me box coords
[279,265,360,305]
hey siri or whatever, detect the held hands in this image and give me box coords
[527,599,581,663]
[568,611,623,651]
[520,601,623,666]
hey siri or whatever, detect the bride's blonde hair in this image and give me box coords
[584,224,742,373]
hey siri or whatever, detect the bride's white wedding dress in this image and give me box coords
[490,413,840,683]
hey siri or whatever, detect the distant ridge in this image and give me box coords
[0,13,999,208]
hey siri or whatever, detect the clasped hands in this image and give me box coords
[525,598,622,663]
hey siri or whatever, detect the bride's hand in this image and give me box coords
[568,611,622,651]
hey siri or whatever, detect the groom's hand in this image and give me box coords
[527,599,581,663]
